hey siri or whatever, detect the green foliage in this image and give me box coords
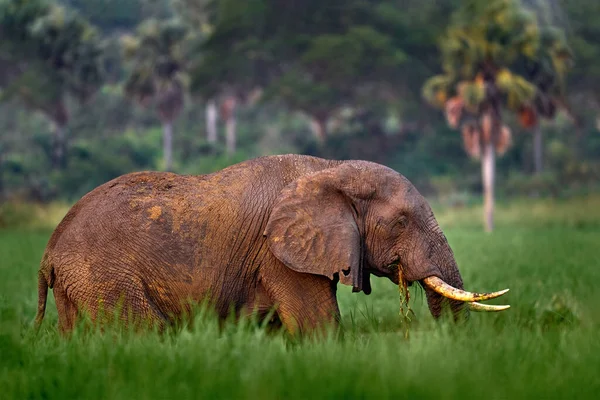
[29,5,105,100]
[423,0,553,113]
[557,0,600,122]
[422,75,454,108]
[0,121,161,201]
[424,0,572,123]
[0,0,105,109]
[58,0,173,32]
[51,130,161,200]
[191,0,412,122]
[121,17,191,170]
[0,0,598,206]
[122,18,189,121]
[0,0,105,170]
[59,0,143,31]
[495,69,536,109]
[0,202,69,229]
[1,197,600,398]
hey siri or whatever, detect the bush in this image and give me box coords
[51,129,161,201]
[0,202,69,230]
[503,171,561,198]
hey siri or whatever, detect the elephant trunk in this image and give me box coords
[423,256,468,320]
[417,218,510,319]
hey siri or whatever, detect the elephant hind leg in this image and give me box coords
[261,264,340,337]
[54,283,168,334]
[53,285,79,334]
[93,288,169,332]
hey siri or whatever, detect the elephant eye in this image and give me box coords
[396,215,409,229]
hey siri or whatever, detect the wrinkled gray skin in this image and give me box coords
[36,154,465,335]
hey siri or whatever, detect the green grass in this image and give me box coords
[1,197,600,399]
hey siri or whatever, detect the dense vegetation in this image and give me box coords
[1,0,599,216]
[1,197,599,398]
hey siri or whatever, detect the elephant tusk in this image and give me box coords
[469,302,510,312]
[423,276,509,302]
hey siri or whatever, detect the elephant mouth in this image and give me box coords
[373,260,406,285]
[371,266,413,286]
[373,261,511,313]
[420,276,511,312]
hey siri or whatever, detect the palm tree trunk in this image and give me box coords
[533,124,543,174]
[310,117,327,144]
[46,101,70,169]
[163,121,173,171]
[206,99,218,144]
[225,113,236,156]
[52,122,67,169]
[220,96,237,156]
[479,102,502,233]
[482,141,495,232]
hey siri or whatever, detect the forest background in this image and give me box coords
[1,0,599,230]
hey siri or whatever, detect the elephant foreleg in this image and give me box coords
[260,263,340,336]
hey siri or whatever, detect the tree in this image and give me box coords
[58,0,143,32]
[122,18,189,171]
[188,0,415,145]
[170,0,222,150]
[516,45,572,174]
[558,0,599,137]
[423,0,571,231]
[0,0,104,168]
[59,0,173,32]
[173,0,246,155]
[516,0,573,174]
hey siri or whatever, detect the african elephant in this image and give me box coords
[34,154,509,334]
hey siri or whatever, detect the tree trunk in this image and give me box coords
[52,122,67,169]
[206,99,218,144]
[533,124,543,174]
[481,141,495,232]
[309,117,327,144]
[220,96,237,156]
[162,121,173,171]
[225,113,236,156]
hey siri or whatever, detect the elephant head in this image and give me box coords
[264,161,509,319]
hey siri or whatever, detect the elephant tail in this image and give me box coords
[34,256,54,331]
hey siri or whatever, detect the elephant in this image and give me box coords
[34,154,509,335]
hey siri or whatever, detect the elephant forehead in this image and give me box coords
[348,164,409,190]
[293,178,323,195]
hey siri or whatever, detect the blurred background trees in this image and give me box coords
[122,18,189,171]
[0,0,104,169]
[422,0,572,231]
[1,0,599,230]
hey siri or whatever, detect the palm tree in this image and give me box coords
[423,0,571,232]
[517,24,572,174]
[0,1,104,169]
[122,19,189,171]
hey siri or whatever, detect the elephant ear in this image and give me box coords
[264,165,371,294]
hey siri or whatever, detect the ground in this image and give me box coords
[1,196,599,399]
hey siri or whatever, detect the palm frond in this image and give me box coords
[496,68,537,110]
[457,80,486,112]
[422,74,454,109]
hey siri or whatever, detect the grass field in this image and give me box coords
[1,196,599,399]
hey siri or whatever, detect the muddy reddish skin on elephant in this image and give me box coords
[34,154,509,335]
